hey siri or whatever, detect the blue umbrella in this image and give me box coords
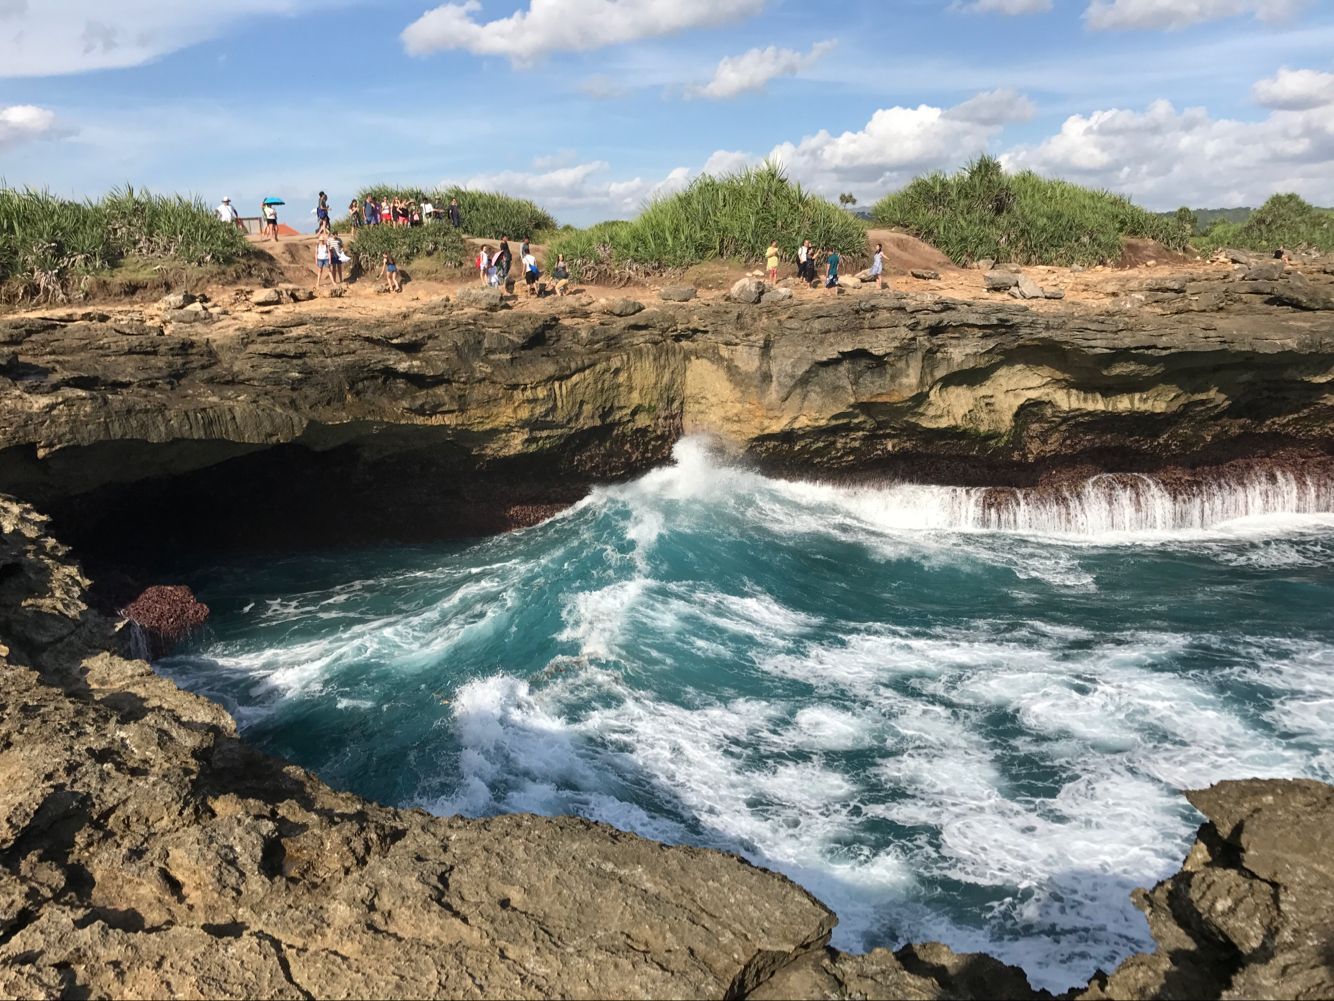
[263,197,285,206]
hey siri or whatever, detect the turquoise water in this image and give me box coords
[160,440,1334,992]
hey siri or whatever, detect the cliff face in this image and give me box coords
[0,267,1331,556]
[2,497,1331,1000]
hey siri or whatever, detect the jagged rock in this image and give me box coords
[659,286,697,302]
[159,292,197,310]
[985,272,1021,291]
[121,585,209,657]
[729,277,766,304]
[1241,273,1334,310]
[603,298,645,317]
[1243,261,1286,282]
[456,287,505,311]
[761,287,793,304]
[1224,248,1263,266]
[911,269,940,280]
[1011,275,1045,299]
[250,288,282,307]
[278,285,315,304]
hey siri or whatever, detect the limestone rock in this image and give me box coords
[659,286,697,302]
[985,272,1020,292]
[911,269,940,280]
[456,287,505,311]
[1044,288,1066,300]
[278,285,315,303]
[1243,261,1286,282]
[1012,275,1045,299]
[729,277,766,304]
[159,292,197,310]
[164,309,205,324]
[603,298,645,317]
[250,288,282,307]
[761,287,793,304]
[840,275,863,289]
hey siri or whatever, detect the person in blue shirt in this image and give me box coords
[825,248,841,289]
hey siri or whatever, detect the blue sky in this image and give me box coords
[2,0,1332,228]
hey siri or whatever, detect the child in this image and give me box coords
[766,241,779,284]
[380,253,401,293]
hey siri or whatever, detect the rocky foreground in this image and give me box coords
[2,495,1333,999]
[0,263,1331,560]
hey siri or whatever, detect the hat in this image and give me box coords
[222,196,230,202]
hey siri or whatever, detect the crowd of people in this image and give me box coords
[350,194,462,230]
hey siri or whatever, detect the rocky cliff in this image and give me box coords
[1,497,1331,999]
[0,266,1331,559]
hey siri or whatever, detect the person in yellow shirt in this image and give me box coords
[766,241,780,283]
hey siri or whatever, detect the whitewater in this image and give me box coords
[159,438,1334,992]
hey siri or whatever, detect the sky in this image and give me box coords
[1,0,1332,228]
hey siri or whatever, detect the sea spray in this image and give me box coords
[159,438,1334,992]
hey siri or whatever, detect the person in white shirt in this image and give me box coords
[314,236,332,291]
[521,251,539,296]
[420,200,435,221]
[216,197,239,228]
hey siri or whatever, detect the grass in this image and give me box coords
[352,185,557,240]
[348,222,470,269]
[547,163,867,283]
[0,184,256,304]
[870,155,1192,267]
[1193,193,1334,255]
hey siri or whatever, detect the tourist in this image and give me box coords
[766,241,780,284]
[421,198,435,222]
[477,245,490,285]
[364,196,379,227]
[329,232,346,285]
[522,247,539,296]
[380,253,401,292]
[1274,246,1292,265]
[857,242,886,288]
[262,200,279,242]
[448,197,461,229]
[796,240,810,283]
[215,196,240,229]
[825,247,841,289]
[520,237,531,259]
[316,191,330,234]
[496,238,512,285]
[348,198,362,229]
[551,255,570,296]
[314,236,332,290]
[487,249,501,288]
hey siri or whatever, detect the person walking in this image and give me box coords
[522,247,540,296]
[486,248,500,288]
[262,200,279,242]
[314,236,332,290]
[856,242,887,289]
[215,196,240,229]
[380,253,401,293]
[825,247,841,289]
[316,191,331,234]
[448,197,461,230]
[766,241,780,284]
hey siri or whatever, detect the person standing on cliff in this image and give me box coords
[262,200,279,242]
[825,247,841,289]
[766,241,780,284]
[215,196,240,229]
[448,196,462,230]
[796,240,810,283]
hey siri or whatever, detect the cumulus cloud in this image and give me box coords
[954,0,1052,14]
[456,160,694,217]
[0,0,321,77]
[0,104,64,149]
[1000,89,1334,207]
[686,40,835,100]
[1083,0,1307,31]
[765,89,1035,192]
[402,0,766,66]
[1253,66,1334,110]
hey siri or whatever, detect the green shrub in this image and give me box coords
[353,185,556,239]
[0,184,253,304]
[1195,193,1334,254]
[348,221,468,267]
[548,163,866,282]
[870,155,1191,266]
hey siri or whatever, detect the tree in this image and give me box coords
[838,192,858,207]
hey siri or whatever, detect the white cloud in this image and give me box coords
[455,160,693,219]
[1000,91,1334,207]
[1253,66,1334,110]
[577,74,630,99]
[0,0,321,77]
[701,149,758,176]
[765,89,1034,193]
[0,104,64,149]
[1084,0,1307,31]
[686,40,835,100]
[955,0,1052,14]
[401,0,767,66]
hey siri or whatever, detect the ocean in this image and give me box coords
[159,438,1334,992]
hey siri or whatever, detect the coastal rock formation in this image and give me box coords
[2,497,1332,999]
[0,266,1331,558]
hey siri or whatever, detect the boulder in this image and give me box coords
[910,269,940,280]
[840,275,863,289]
[1242,261,1286,282]
[1044,288,1066,300]
[456,287,505,311]
[985,272,1021,292]
[659,286,697,303]
[973,258,995,271]
[729,277,766,304]
[250,288,283,307]
[1014,276,1045,300]
[159,291,197,310]
[761,287,793,304]
[279,284,315,303]
[603,298,645,317]
[164,309,203,324]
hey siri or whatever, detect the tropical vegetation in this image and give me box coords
[1192,193,1334,254]
[351,186,556,240]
